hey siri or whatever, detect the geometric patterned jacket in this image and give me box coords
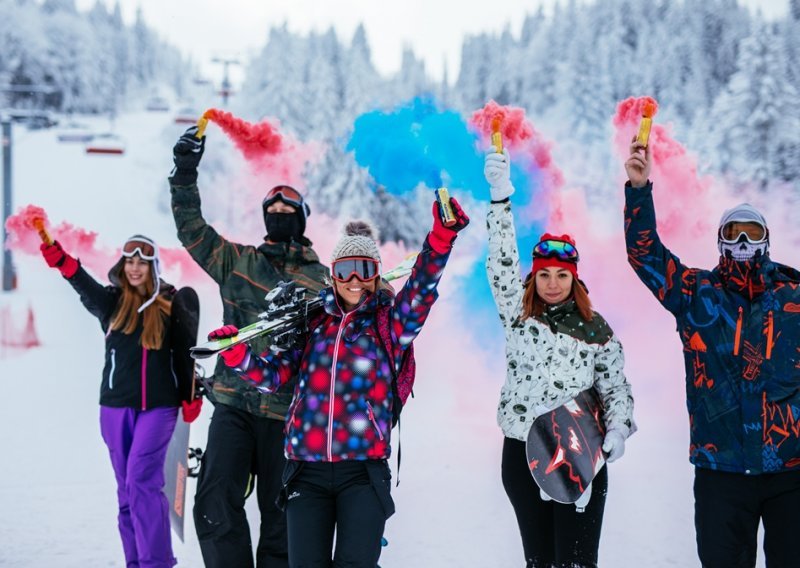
[232,238,449,462]
[487,202,635,443]
[626,183,800,474]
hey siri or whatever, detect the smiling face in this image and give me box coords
[333,276,377,311]
[123,256,151,295]
[534,266,573,305]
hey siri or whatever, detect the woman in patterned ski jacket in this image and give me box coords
[210,199,469,567]
[39,235,200,568]
[484,150,634,568]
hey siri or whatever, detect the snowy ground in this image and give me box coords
[0,111,767,567]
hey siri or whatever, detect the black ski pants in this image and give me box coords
[502,437,607,568]
[194,403,289,568]
[695,467,800,568]
[282,460,394,568]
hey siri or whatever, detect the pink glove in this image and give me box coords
[40,241,79,278]
[208,325,247,367]
[181,398,203,423]
[428,197,470,254]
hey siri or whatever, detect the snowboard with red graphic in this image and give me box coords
[525,388,606,503]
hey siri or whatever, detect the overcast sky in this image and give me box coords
[78,0,790,83]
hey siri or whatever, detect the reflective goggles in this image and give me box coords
[331,257,380,282]
[532,239,579,262]
[121,238,157,261]
[262,185,304,210]
[719,221,767,245]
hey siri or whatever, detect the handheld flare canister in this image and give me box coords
[636,101,657,147]
[435,187,457,228]
[195,112,209,139]
[491,117,503,154]
[32,218,53,245]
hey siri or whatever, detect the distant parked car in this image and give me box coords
[85,133,125,155]
[174,107,200,125]
[56,122,94,143]
[146,96,170,112]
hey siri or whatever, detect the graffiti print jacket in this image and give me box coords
[487,202,635,443]
[625,183,800,474]
[232,238,449,462]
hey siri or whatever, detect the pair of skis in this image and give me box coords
[189,253,419,359]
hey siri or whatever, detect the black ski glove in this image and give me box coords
[170,126,205,185]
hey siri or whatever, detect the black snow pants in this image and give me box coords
[502,436,607,568]
[695,467,800,568]
[194,403,289,568]
[280,459,395,568]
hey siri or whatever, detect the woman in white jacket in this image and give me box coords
[484,150,634,568]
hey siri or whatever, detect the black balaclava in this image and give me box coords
[262,185,309,243]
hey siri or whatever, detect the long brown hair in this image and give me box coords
[521,273,593,322]
[110,265,171,350]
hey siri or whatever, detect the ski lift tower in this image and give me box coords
[211,57,240,107]
[1,83,60,291]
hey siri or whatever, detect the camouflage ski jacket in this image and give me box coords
[625,183,800,474]
[170,181,329,419]
[487,202,635,443]
[233,238,449,462]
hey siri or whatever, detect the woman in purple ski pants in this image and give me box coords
[40,235,202,568]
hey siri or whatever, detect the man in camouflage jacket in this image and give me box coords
[170,126,328,568]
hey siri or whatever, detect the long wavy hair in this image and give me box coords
[110,263,171,350]
[521,273,593,322]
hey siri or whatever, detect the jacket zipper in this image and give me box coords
[141,347,148,410]
[328,312,351,460]
[366,401,384,441]
[108,348,116,389]
[733,306,743,356]
[766,310,774,360]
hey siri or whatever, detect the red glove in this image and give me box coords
[181,398,203,423]
[428,197,470,253]
[208,325,247,367]
[40,241,79,278]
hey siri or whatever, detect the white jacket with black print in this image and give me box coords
[486,201,635,442]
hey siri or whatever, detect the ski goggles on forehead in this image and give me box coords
[121,238,157,260]
[331,257,380,282]
[719,221,767,244]
[263,185,304,209]
[532,239,579,262]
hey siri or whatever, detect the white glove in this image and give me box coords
[484,149,514,202]
[602,429,626,463]
[574,482,592,512]
[539,488,552,502]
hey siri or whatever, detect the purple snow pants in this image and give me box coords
[100,405,178,568]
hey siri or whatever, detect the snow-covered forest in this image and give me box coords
[0,0,188,114]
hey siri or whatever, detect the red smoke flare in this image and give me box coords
[470,100,534,147]
[203,108,283,160]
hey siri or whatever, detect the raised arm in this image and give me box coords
[169,126,248,285]
[624,140,694,317]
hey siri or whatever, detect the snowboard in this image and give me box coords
[190,253,419,359]
[525,388,606,504]
[163,286,200,542]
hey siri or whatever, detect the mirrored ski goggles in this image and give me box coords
[122,238,157,261]
[532,239,579,262]
[331,257,380,282]
[719,221,767,244]
[262,185,304,210]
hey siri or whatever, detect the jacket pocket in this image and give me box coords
[275,460,304,512]
[365,459,395,519]
[366,401,385,441]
